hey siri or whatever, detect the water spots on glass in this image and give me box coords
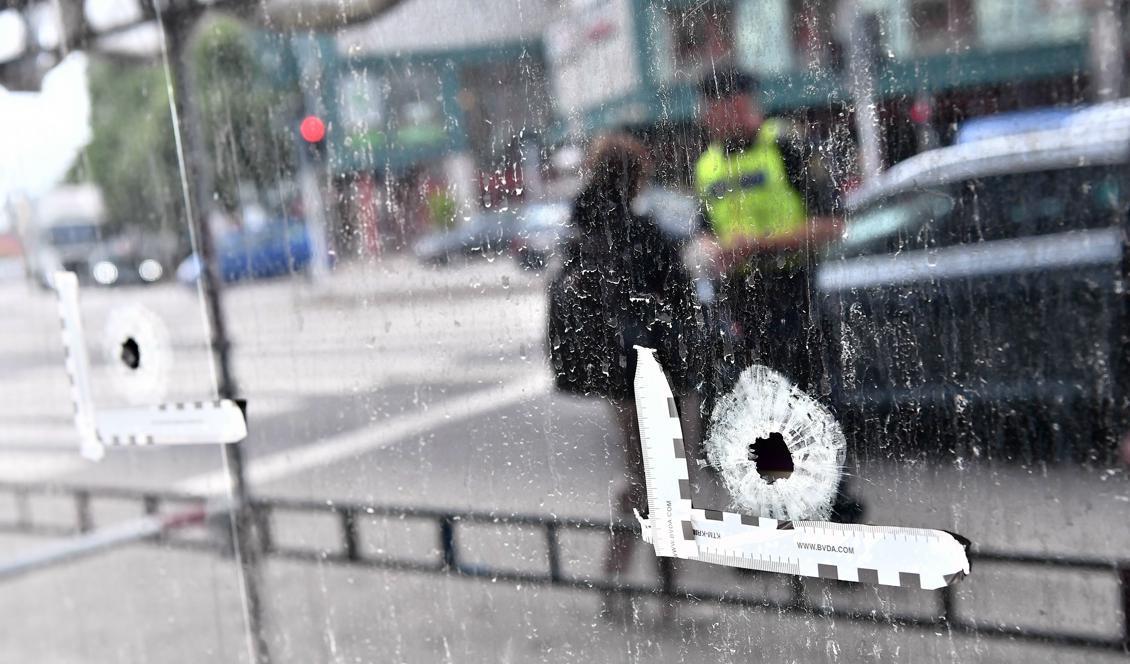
[1,0,1127,661]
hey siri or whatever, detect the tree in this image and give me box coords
[192,15,297,213]
[75,56,182,239]
[74,14,297,250]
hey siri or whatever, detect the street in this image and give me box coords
[0,257,1127,662]
[2,0,1130,660]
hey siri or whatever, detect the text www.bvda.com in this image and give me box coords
[797,542,855,554]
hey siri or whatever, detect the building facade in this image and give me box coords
[303,0,1114,254]
[546,0,1106,177]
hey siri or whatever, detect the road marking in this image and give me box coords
[0,450,86,482]
[0,423,80,449]
[176,373,553,495]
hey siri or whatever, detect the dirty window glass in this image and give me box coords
[2,1,1130,663]
[841,189,955,255]
[956,165,1130,242]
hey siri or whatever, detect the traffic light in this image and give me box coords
[299,114,325,144]
[298,114,327,164]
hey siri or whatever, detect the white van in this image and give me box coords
[23,185,105,288]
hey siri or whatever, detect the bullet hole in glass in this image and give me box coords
[749,432,793,483]
[120,337,140,371]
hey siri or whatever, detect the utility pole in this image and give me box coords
[841,1,884,184]
[0,4,405,661]
[1090,0,1125,102]
[161,8,271,663]
[290,34,333,282]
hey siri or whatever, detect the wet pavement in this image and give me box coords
[1,258,1127,662]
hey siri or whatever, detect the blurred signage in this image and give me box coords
[978,0,1090,49]
[256,0,402,29]
[545,0,640,117]
[336,70,386,135]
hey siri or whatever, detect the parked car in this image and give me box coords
[412,209,519,264]
[86,232,177,287]
[508,201,572,270]
[815,104,1130,462]
[89,249,165,287]
[953,107,1076,144]
[177,218,312,284]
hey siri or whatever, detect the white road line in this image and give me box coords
[0,423,79,448]
[0,450,87,482]
[176,373,553,495]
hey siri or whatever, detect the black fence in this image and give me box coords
[0,481,1127,654]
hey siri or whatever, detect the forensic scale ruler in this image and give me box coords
[632,347,969,590]
[55,271,247,459]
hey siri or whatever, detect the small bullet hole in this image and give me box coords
[120,337,140,370]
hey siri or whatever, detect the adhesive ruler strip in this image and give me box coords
[632,346,970,590]
[685,508,968,589]
[96,400,247,446]
[634,347,698,559]
[53,271,247,451]
[54,272,100,458]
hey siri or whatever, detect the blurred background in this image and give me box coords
[1,0,1129,662]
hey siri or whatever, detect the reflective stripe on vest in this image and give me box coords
[695,120,807,248]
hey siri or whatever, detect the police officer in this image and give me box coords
[692,64,843,396]
[692,65,863,522]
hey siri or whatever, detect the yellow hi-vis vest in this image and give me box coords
[695,119,807,249]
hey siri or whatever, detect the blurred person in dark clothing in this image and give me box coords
[545,133,699,614]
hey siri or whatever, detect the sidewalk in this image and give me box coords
[0,529,1123,664]
[292,254,545,307]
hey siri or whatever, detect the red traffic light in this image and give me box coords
[909,100,932,125]
[300,115,326,143]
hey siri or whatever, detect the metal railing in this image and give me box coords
[0,481,1126,654]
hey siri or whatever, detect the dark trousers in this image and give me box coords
[703,263,865,523]
[703,264,818,411]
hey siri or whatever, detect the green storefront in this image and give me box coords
[549,0,1096,158]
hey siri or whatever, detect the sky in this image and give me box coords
[0,0,151,234]
[0,52,92,232]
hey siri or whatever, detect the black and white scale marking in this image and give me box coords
[632,346,970,591]
[96,400,246,446]
[54,272,102,457]
[53,272,247,450]
[634,348,699,560]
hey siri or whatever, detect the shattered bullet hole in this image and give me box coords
[101,304,175,405]
[706,365,846,521]
[634,348,971,588]
[120,337,140,370]
[748,432,793,483]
